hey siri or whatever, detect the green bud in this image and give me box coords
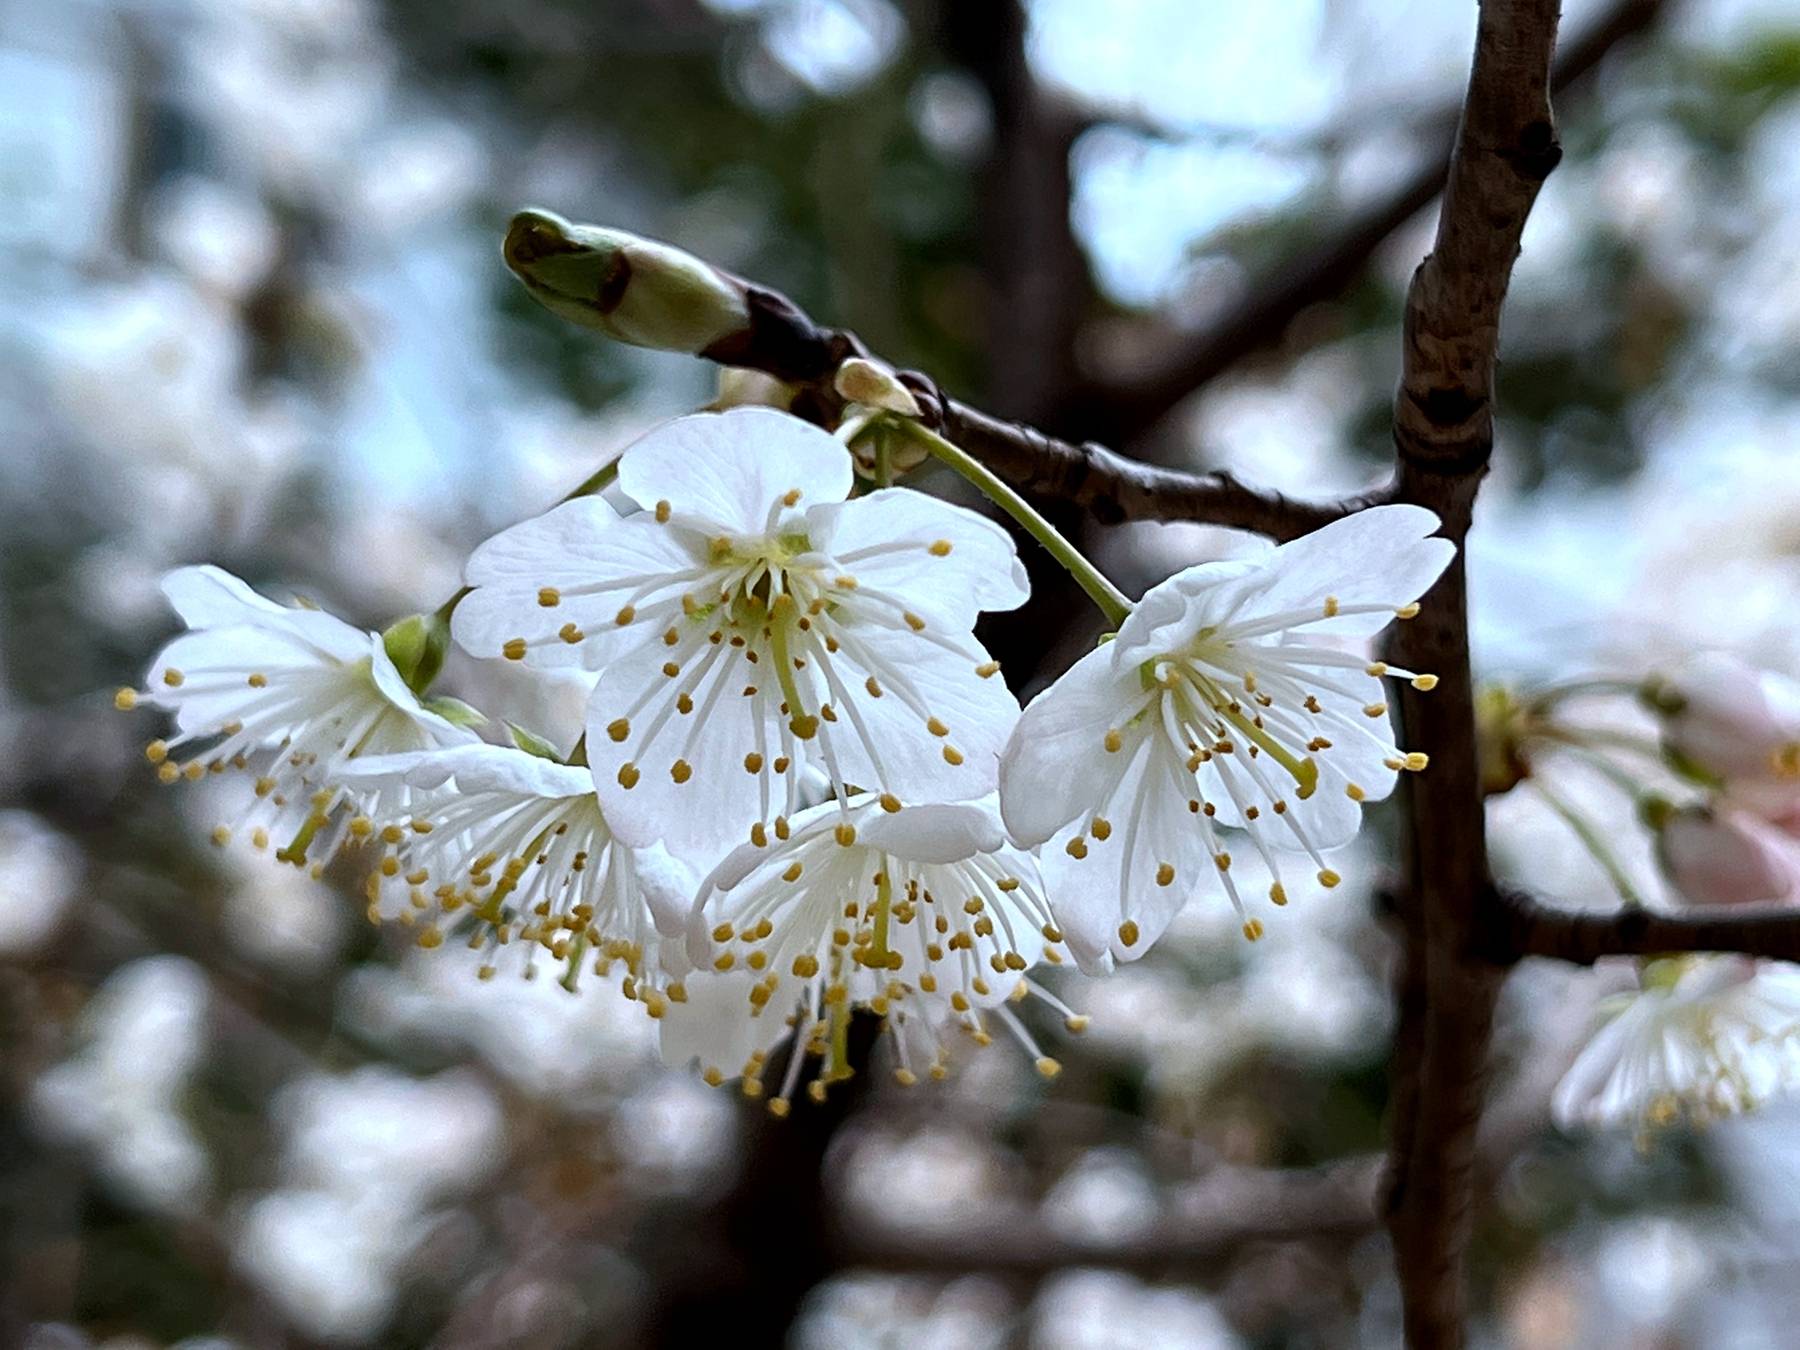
[503,208,750,353]
[424,696,488,729]
[382,612,451,696]
[506,721,564,761]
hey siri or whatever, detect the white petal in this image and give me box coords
[364,635,478,747]
[657,971,792,1077]
[813,625,1019,807]
[617,408,853,536]
[806,488,1029,629]
[1245,504,1455,638]
[585,636,785,860]
[1036,735,1214,971]
[342,742,591,798]
[161,565,289,627]
[999,641,1143,847]
[453,500,696,670]
[856,800,1004,864]
[1112,558,1265,662]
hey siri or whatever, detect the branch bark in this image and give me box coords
[1379,3,1563,1347]
[1492,888,1800,966]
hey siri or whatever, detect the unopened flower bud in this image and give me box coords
[1657,653,1800,786]
[1659,806,1800,907]
[835,357,922,418]
[381,611,451,696]
[504,209,750,354]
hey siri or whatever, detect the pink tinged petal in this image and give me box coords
[617,407,854,536]
[453,500,696,670]
[999,641,1146,847]
[1239,503,1456,639]
[1665,652,1800,782]
[805,488,1029,629]
[1660,809,1800,907]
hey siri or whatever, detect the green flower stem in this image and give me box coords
[1531,778,1645,908]
[889,417,1133,627]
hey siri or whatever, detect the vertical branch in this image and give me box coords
[1382,2,1563,1346]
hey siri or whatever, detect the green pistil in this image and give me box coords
[1213,699,1320,800]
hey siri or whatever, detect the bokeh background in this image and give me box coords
[6,0,1800,1345]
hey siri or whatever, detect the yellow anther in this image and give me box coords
[834,823,857,847]
[1396,602,1421,619]
[1346,782,1366,802]
[1065,836,1088,860]
[894,1068,918,1086]
[1269,883,1288,906]
[783,862,804,882]
[156,761,180,783]
[701,1066,723,1087]
[184,762,205,781]
[417,926,444,949]
[1103,728,1123,753]
[793,953,819,978]
[677,692,694,714]
[113,687,138,711]
[537,587,561,607]
[927,539,954,558]
[976,660,1000,678]
[713,953,735,971]
[615,605,636,626]
[790,714,819,740]
[1214,852,1231,871]
[671,759,693,784]
[145,740,169,764]
[942,745,964,766]
[1065,1014,1090,1034]
[1363,702,1388,718]
[751,822,769,848]
[781,488,802,507]
[926,716,949,737]
[744,752,764,773]
[1155,863,1175,886]
[503,638,527,661]
[617,762,640,789]
[655,499,672,522]
[1118,920,1140,947]
[607,718,631,742]
[1322,596,1340,618]
[210,825,231,847]
[1318,869,1341,888]
[864,675,883,698]
[248,672,268,688]
[1366,661,1388,676]
[1242,919,1264,941]
[1403,751,1429,771]
[767,1097,790,1118]
[878,793,902,813]
[1090,817,1112,841]
[662,661,680,677]
[1411,674,1438,691]
[1035,1057,1062,1079]
[560,622,584,644]
[904,611,925,632]
[162,668,185,687]
[775,816,791,840]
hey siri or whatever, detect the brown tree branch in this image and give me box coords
[1490,888,1800,966]
[830,1156,1382,1276]
[1379,2,1565,1347]
[698,282,1370,540]
[1062,0,1667,446]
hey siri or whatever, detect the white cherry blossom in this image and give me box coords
[672,795,1080,1111]
[450,408,1028,860]
[338,744,691,1005]
[1000,504,1455,971]
[1553,955,1800,1138]
[119,566,475,869]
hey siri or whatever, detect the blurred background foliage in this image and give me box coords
[7,0,1800,1346]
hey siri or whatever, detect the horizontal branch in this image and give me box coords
[703,284,1370,540]
[830,1156,1380,1275]
[1492,888,1800,966]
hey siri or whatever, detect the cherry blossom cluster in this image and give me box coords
[118,404,1454,1109]
[1482,656,1800,1138]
